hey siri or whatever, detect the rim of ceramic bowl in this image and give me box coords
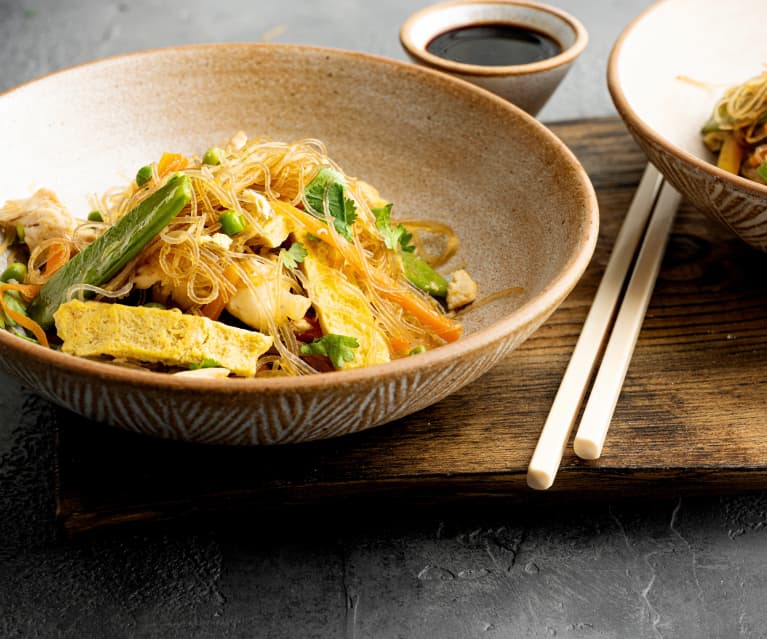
[399,0,588,77]
[0,41,598,394]
[607,0,767,198]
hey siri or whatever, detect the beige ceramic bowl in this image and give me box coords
[400,0,588,116]
[0,44,598,445]
[609,0,767,252]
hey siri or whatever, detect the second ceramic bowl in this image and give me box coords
[400,0,588,115]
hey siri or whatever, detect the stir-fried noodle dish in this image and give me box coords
[0,132,478,378]
[701,69,767,184]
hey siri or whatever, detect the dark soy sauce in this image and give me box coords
[426,23,561,66]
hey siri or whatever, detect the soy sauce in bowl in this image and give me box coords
[426,23,561,67]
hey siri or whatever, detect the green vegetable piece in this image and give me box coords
[3,291,27,327]
[282,242,307,269]
[304,168,357,241]
[202,146,225,166]
[219,210,247,236]
[189,357,222,370]
[1,262,27,283]
[28,173,192,330]
[300,333,359,370]
[400,251,448,297]
[15,224,25,244]
[87,210,103,222]
[373,203,414,253]
[136,164,153,186]
[757,162,767,182]
[409,345,427,356]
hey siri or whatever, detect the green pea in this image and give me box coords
[202,146,225,166]
[136,164,153,186]
[1,262,27,283]
[87,210,104,222]
[219,210,247,236]
[409,345,427,356]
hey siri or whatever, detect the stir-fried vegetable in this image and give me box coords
[0,132,479,377]
[702,70,767,184]
[28,173,192,329]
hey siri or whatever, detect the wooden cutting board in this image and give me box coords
[55,118,767,535]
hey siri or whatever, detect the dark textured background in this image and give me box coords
[3,1,767,637]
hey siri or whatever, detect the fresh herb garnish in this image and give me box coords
[304,168,358,241]
[299,333,360,369]
[281,242,307,269]
[373,202,414,253]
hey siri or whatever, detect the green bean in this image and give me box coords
[28,173,192,329]
[400,252,448,298]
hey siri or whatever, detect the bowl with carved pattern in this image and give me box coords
[609,0,767,252]
[0,43,597,444]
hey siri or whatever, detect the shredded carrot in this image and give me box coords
[0,282,41,298]
[388,334,411,355]
[157,152,188,177]
[271,200,462,343]
[200,264,241,320]
[44,241,71,276]
[0,283,48,347]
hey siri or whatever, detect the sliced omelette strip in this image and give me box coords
[296,232,390,370]
[54,300,273,377]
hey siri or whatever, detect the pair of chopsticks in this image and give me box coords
[527,164,682,490]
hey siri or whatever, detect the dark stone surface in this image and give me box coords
[2,379,767,637]
[3,1,767,637]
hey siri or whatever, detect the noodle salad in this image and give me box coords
[0,132,477,377]
[701,69,767,184]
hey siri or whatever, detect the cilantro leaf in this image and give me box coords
[373,203,414,253]
[304,168,357,241]
[281,242,307,269]
[299,333,360,369]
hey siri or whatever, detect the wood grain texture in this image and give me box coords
[55,118,767,535]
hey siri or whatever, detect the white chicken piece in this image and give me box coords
[226,259,311,332]
[240,190,292,248]
[446,269,478,310]
[0,189,75,250]
[228,130,248,151]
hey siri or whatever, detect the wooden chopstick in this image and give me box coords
[526,164,663,490]
[573,180,681,459]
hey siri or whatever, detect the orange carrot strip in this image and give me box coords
[271,200,462,343]
[0,284,48,347]
[45,242,71,276]
[200,264,241,321]
[157,152,188,177]
[388,335,412,356]
[0,282,41,299]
